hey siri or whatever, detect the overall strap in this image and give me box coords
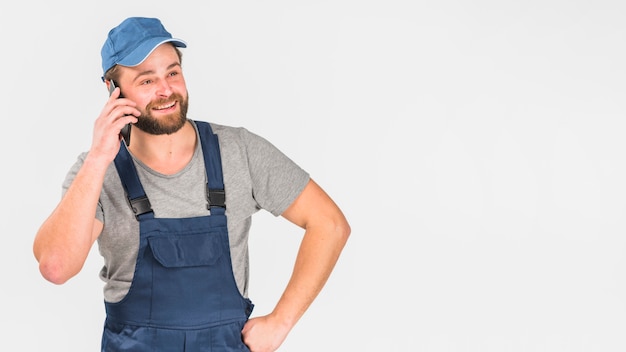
[113,142,154,221]
[194,120,226,216]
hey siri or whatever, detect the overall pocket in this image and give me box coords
[148,232,224,268]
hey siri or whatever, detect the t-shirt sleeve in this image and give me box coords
[239,127,310,216]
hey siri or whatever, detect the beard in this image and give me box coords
[134,92,189,135]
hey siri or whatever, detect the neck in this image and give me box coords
[128,120,196,175]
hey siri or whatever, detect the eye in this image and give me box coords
[140,79,153,85]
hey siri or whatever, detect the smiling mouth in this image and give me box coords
[153,101,176,110]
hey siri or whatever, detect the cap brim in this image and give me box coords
[117,37,187,67]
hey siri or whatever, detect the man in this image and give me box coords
[33,17,350,352]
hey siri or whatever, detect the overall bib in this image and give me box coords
[102,121,254,352]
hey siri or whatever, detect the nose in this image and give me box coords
[156,79,173,97]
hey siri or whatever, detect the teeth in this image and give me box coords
[155,102,175,110]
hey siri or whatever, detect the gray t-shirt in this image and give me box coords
[62,120,310,303]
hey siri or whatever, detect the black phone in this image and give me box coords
[108,80,131,146]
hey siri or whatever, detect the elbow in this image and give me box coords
[33,227,84,285]
[336,219,351,246]
[37,255,73,285]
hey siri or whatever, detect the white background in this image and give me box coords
[2,1,626,351]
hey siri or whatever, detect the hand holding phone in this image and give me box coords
[108,80,131,146]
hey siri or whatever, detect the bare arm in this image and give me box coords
[33,87,139,284]
[242,179,351,351]
[33,157,107,284]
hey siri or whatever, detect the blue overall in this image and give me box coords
[102,121,254,351]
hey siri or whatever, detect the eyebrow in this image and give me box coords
[132,62,181,83]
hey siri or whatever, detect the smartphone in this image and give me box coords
[108,80,131,146]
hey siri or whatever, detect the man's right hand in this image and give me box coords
[90,86,139,164]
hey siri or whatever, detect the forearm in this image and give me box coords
[271,221,350,330]
[33,153,109,284]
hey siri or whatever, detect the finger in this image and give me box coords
[107,86,121,101]
[111,106,141,120]
[119,114,138,126]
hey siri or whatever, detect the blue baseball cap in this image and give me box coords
[101,17,187,79]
